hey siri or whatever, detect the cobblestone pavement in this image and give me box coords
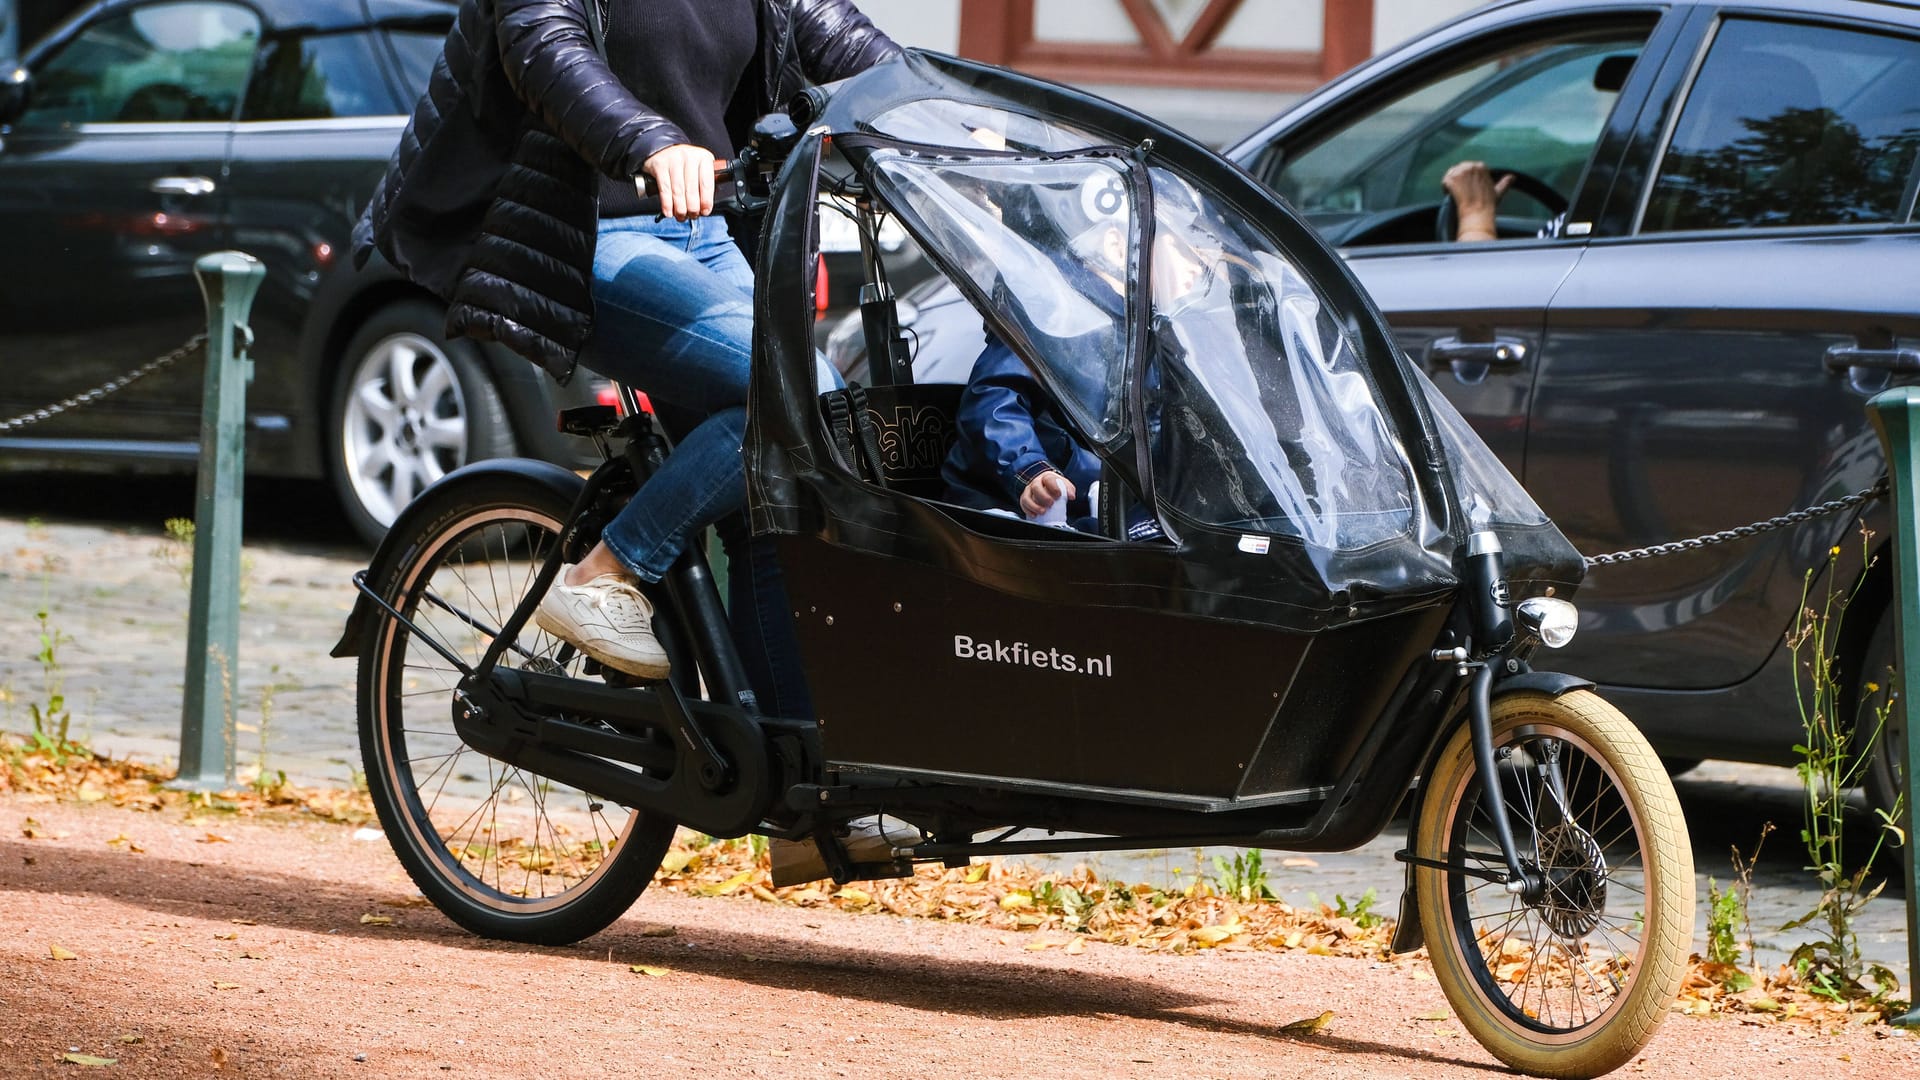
[0,480,1908,987]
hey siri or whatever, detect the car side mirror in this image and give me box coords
[0,66,31,126]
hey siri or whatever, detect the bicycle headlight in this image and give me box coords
[1516,596,1579,649]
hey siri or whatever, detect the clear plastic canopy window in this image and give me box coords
[869,152,1137,442]
[870,100,1100,155]
[1141,165,1418,549]
[870,147,1424,549]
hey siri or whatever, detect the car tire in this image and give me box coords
[1859,611,1909,830]
[328,300,517,546]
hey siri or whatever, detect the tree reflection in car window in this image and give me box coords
[17,2,259,129]
[242,32,398,121]
[1269,28,1649,244]
[1642,19,1920,232]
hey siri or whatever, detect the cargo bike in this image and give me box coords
[334,52,1694,1078]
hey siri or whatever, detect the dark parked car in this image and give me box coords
[0,0,599,543]
[829,0,1920,812]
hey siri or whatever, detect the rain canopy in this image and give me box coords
[747,51,1582,633]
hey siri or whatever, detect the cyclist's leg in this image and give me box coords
[568,216,812,712]
[580,216,753,413]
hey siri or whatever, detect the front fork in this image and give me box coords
[1390,531,1549,951]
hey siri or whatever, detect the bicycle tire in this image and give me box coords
[1415,690,1693,1078]
[355,469,678,944]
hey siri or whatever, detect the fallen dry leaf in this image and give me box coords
[629,965,670,977]
[61,1053,116,1067]
[49,944,77,961]
[1281,1010,1335,1035]
[359,914,393,926]
[212,981,241,991]
[198,832,231,844]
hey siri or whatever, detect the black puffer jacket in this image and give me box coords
[353,0,899,380]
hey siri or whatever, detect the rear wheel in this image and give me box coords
[1415,690,1692,1079]
[356,471,676,944]
[330,300,517,546]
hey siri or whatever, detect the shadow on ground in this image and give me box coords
[0,836,1503,1073]
[0,472,360,555]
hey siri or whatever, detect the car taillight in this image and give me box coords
[594,380,651,416]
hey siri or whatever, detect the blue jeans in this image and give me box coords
[577,214,810,718]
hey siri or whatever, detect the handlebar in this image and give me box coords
[632,158,732,201]
[629,107,808,218]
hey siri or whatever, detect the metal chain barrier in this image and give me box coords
[1583,477,1888,568]
[0,332,208,433]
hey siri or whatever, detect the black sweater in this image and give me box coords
[597,0,757,218]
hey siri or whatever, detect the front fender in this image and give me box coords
[1387,665,1597,953]
[330,458,587,659]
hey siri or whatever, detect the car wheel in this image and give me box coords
[329,300,516,546]
[1859,611,1909,830]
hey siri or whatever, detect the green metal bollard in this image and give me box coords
[174,252,265,792]
[1864,386,1920,1026]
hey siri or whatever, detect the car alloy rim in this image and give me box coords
[341,333,470,527]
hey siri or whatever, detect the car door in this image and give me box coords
[1239,5,1684,477]
[1529,5,1920,708]
[0,0,258,450]
[221,22,415,469]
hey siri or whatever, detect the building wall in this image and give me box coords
[1374,0,1483,54]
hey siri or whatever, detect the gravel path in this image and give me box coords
[3,797,1916,1078]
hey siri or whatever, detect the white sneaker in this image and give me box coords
[533,566,671,679]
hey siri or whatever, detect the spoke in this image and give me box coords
[388,343,422,404]
[355,379,399,426]
[416,357,454,409]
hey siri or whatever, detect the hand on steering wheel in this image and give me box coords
[1437,162,1569,243]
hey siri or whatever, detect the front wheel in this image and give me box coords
[356,469,677,944]
[1415,690,1692,1079]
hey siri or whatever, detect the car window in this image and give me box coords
[242,32,399,121]
[1641,18,1920,232]
[382,29,443,101]
[1269,28,1650,243]
[15,1,258,128]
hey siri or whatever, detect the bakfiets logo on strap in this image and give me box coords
[952,636,1114,679]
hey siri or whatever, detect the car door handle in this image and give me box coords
[1823,344,1920,374]
[149,175,217,197]
[1427,337,1529,367]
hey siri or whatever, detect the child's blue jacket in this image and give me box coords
[940,336,1102,518]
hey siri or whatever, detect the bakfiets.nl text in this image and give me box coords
[952,636,1112,678]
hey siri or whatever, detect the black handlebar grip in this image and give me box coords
[633,158,730,200]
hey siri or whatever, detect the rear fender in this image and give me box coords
[1388,667,1596,953]
[330,458,587,659]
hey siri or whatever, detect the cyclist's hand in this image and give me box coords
[1020,470,1075,519]
[643,144,716,221]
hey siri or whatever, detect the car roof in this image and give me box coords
[78,0,454,35]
